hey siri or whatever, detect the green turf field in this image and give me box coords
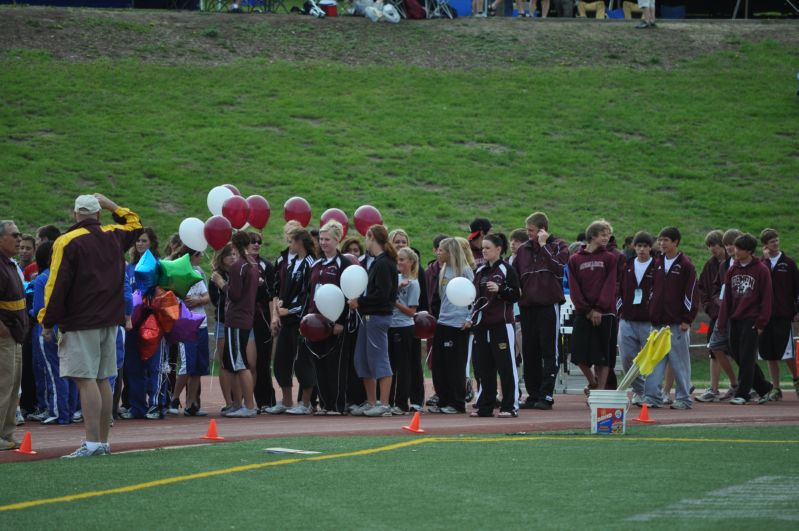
[2,426,797,529]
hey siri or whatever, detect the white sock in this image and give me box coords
[85,441,101,452]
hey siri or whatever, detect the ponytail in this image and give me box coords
[368,225,398,262]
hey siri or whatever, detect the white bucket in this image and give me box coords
[587,390,630,435]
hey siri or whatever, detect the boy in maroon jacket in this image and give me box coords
[567,220,618,393]
[617,231,656,406]
[514,212,569,410]
[717,234,774,405]
[758,228,799,401]
[644,227,698,410]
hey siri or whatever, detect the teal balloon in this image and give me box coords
[157,254,202,299]
[135,249,159,296]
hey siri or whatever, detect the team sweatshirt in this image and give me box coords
[648,252,698,327]
[717,257,773,330]
[513,235,569,307]
[617,256,655,322]
[567,247,618,315]
[224,257,259,330]
[472,259,520,327]
[697,256,723,320]
[765,253,799,319]
[358,253,398,316]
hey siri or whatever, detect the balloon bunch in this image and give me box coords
[133,250,204,360]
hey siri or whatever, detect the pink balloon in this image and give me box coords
[204,215,233,251]
[247,195,271,230]
[354,205,383,236]
[320,208,349,238]
[222,196,250,230]
[224,184,241,196]
[284,196,312,227]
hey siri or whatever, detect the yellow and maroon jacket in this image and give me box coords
[38,207,142,332]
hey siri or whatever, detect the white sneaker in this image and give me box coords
[265,403,289,415]
[350,402,373,416]
[631,393,645,406]
[286,403,312,415]
[364,402,392,417]
[62,442,105,458]
[15,408,25,426]
[695,388,720,403]
[226,407,257,418]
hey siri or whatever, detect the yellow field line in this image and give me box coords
[1,434,796,512]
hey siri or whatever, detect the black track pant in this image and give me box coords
[309,335,347,413]
[473,324,519,415]
[388,326,417,411]
[253,313,275,409]
[729,319,773,399]
[431,324,470,412]
[274,320,299,388]
[520,304,560,404]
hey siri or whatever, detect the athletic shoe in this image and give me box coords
[519,401,537,409]
[27,409,47,422]
[670,401,692,410]
[719,385,738,401]
[766,388,783,401]
[351,402,374,416]
[497,410,518,418]
[439,406,460,414]
[631,393,645,406]
[409,404,423,413]
[265,403,289,415]
[757,392,772,405]
[427,405,441,414]
[62,442,106,458]
[695,388,720,403]
[167,399,181,415]
[0,438,19,451]
[42,416,59,425]
[425,395,439,407]
[101,443,111,455]
[649,21,657,28]
[364,402,392,417]
[390,406,406,416]
[465,380,474,403]
[145,408,163,420]
[226,407,257,418]
[635,21,649,28]
[286,403,312,415]
[119,411,136,420]
[532,400,553,410]
[643,399,661,409]
[72,411,84,423]
[194,409,208,417]
[729,397,748,405]
[15,408,24,426]
[661,394,673,405]
[117,406,129,415]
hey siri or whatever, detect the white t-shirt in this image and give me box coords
[634,257,652,285]
[664,254,678,273]
[769,253,781,269]
[187,267,209,328]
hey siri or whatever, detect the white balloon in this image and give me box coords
[446,276,476,307]
[179,217,208,253]
[314,284,346,323]
[340,265,368,299]
[207,185,234,217]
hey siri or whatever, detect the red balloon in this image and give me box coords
[353,205,383,236]
[224,184,241,196]
[342,253,360,265]
[283,196,312,227]
[247,195,271,230]
[138,314,162,361]
[204,215,233,251]
[320,208,349,238]
[300,313,333,342]
[222,196,250,230]
[413,311,437,340]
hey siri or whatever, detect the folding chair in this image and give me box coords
[427,0,455,18]
[385,0,408,17]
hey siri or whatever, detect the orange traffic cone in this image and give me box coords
[634,403,655,424]
[15,431,37,455]
[201,419,224,441]
[402,411,425,434]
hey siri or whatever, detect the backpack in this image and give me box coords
[405,0,426,18]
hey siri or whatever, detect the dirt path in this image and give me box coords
[2,6,798,68]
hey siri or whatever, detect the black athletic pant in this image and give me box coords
[388,326,416,411]
[253,313,275,409]
[274,320,299,389]
[431,324,470,412]
[409,337,425,407]
[473,324,519,415]
[520,304,559,404]
[310,335,347,412]
[729,319,773,400]
[344,323,366,406]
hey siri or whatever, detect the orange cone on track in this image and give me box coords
[15,431,37,455]
[402,411,425,434]
[201,419,225,441]
[634,403,655,424]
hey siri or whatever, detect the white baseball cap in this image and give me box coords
[74,195,101,215]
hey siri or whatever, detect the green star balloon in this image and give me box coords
[157,254,202,300]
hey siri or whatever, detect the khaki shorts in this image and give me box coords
[59,327,118,379]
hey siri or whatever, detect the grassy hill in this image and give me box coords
[1,7,798,261]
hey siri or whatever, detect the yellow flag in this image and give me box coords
[639,327,672,375]
[632,329,659,369]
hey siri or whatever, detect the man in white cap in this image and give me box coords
[39,193,142,458]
